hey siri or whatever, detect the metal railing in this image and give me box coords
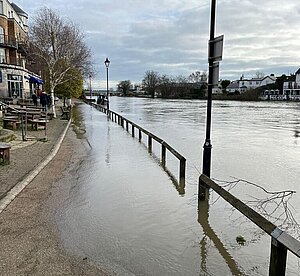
[199,174,300,276]
[90,102,186,188]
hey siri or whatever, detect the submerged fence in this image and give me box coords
[90,103,186,188]
[199,174,300,276]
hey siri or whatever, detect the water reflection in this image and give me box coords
[162,166,185,195]
[71,104,86,139]
[58,99,300,275]
[198,194,245,276]
[105,125,111,165]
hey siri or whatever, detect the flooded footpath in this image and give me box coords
[56,99,300,276]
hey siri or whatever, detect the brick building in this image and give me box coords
[0,1,42,100]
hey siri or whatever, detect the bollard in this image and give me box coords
[179,159,186,187]
[269,237,287,276]
[148,136,152,152]
[161,144,166,167]
[198,177,209,201]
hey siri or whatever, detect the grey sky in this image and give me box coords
[17,0,299,88]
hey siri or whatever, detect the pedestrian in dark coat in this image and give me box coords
[31,93,38,106]
[40,92,48,111]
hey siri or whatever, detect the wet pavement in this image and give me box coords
[0,101,112,275]
[0,108,68,200]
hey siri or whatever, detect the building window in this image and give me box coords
[0,26,4,44]
[8,74,23,98]
[0,48,6,63]
[0,1,3,15]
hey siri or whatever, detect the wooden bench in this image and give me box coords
[29,118,48,130]
[0,142,11,165]
[60,106,70,120]
[41,112,54,120]
[3,117,21,130]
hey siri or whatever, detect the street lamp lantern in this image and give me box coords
[104,58,110,113]
[104,57,110,68]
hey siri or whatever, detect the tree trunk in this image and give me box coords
[50,87,56,118]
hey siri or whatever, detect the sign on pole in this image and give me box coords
[208,35,224,63]
[211,62,219,85]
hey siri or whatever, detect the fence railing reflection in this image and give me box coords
[199,174,300,276]
[90,102,186,191]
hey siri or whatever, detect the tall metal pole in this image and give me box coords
[202,0,216,178]
[106,66,109,112]
[104,58,110,114]
[89,74,92,101]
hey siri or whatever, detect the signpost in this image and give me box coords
[200,0,224,200]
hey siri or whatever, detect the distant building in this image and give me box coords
[226,82,239,93]
[259,69,300,101]
[239,75,276,92]
[0,1,42,99]
[282,69,300,100]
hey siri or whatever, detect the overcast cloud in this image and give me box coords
[17,0,299,88]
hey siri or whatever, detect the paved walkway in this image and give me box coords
[0,107,68,200]
[0,101,111,275]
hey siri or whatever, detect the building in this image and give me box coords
[226,81,239,94]
[227,74,276,94]
[0,1,42,100]
[282,69,300,100]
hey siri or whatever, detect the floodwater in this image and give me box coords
[58,98,300,275]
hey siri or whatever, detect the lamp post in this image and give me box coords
[199,0,223,201]
[89,74,92,101]
[104,57,110,113]
[202,0,217,178]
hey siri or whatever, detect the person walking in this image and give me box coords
[31,93,38,106]
[40,91,48,111]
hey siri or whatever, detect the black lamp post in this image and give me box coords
[104,57,110,113]
[199,0,222,201]
[202,0,217,178]
[89,74,92,101]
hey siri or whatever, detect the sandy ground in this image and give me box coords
[0,125,113,275]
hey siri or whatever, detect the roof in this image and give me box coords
[10,3,28,17]
[227,82,239,89]
[295,68,300,75]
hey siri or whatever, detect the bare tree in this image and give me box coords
[254,71,265,79]
[189,71,208,83]
[212,177,300,239]
[142,70,160,98]
[117,80,132,96]
[28,7,92,116]
[158,74,172,98]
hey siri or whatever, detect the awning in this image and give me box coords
[28,76,44,84]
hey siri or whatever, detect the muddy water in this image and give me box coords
[58,99,300,275]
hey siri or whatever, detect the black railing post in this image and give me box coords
[161,144,166,167]
[148,136,152,152]
[269,238,287,276]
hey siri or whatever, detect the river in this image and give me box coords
[58,98,300,275]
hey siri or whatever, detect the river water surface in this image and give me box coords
[58,98,300,275]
